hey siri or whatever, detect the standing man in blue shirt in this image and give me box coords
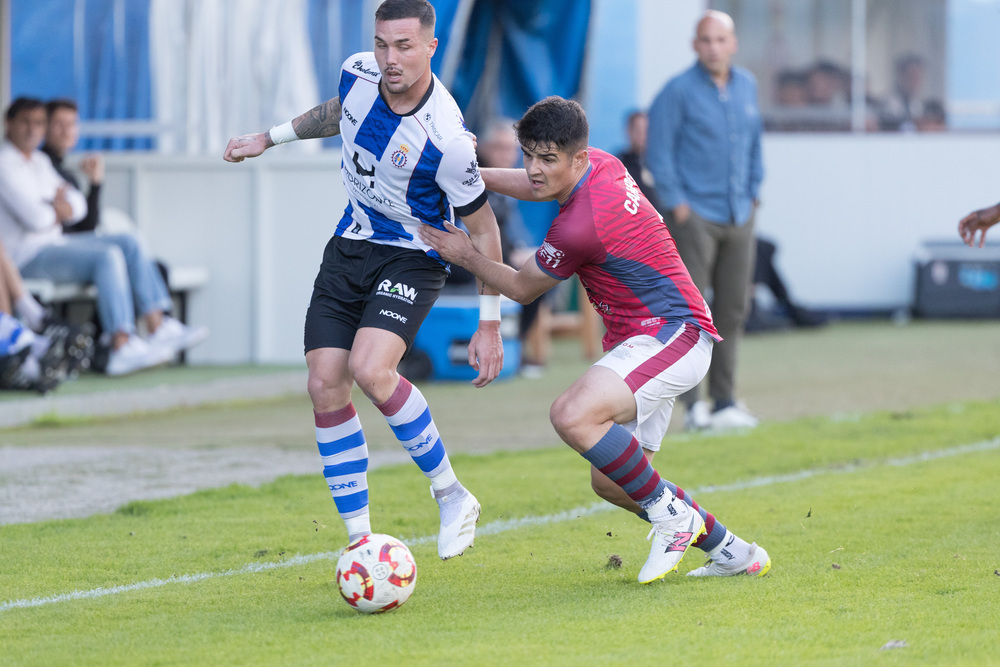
[647,10,763,431]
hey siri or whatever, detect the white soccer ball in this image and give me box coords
[335,533,417,614]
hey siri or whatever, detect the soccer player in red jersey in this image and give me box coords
[421,96,770,582]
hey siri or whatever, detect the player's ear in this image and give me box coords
[573,147,588,169]
[427,36,438,58]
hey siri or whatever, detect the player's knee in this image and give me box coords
[549,393,585,445]
[307,369,349,411]
[347,360,395,403]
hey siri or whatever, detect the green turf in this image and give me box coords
[1,400,998,665]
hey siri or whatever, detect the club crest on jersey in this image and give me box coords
[391,145,410,168]
[377,279,418,304]
[538,241,564,269]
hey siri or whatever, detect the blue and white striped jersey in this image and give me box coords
[335,53,487,259]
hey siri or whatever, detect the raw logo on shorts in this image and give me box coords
[377,279,418,305]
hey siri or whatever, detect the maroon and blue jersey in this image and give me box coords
[535,148,721,351]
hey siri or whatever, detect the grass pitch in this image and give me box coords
[2,399,999,665]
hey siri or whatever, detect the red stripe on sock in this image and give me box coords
[376,377,413,416]
[314,404,357,428]
[693,513,717,548]
[598,438,641,476]
[616,449,651,487]
[630,471,662,502]
[624,325,700,393]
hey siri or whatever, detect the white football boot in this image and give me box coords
[638,497,706,584]
[434,486,481,560]
[687,542,771,577]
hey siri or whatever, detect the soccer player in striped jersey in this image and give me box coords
[223,0,503,560]
[421,96,771,582]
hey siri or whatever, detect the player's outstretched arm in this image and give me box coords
[223,97,343,163]
[420,221,559,306]
[289,97,343,140]
[958,202,1000,248]
[481,168,536,201]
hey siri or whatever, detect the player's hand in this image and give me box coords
[958,205,1000,248]
[419,221,474,265]
[80,154,104,185]
[52,186,74,223]
[672,203,691,224]
[468,319,503,388]
[223,132,272,163]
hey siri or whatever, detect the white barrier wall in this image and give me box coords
[757,132,1000,310]
[101,153,345,365]
[98,134,1000,364]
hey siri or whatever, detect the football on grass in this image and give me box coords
[336,534,417,614]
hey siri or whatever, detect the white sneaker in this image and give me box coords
[147,316,209,356]
[638,497,706,584]
[105,335,174,376]
[687,542,771,577]
[684,400,712,431]
[709,403,759,431]
[434,486,480,560]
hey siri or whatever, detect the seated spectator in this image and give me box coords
[0,236,93,392]
[879,54,928,132]
[916,99,947,132]
[0,97,205,376]
[41,99,102,233]
[775,69,809,108]
[806,60,850,108]
[800,60,852,131]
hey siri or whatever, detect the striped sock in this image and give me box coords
[377,377,457,491]
[316,405,370,542]
[660,480,727,552]
[581,424,667,508]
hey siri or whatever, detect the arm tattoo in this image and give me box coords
[292,98,342,139]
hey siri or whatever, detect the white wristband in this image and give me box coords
[479,294,501,321]
[268,121,298,145]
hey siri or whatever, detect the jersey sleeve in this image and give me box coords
[436,133,487,217]
[534,203,604,280]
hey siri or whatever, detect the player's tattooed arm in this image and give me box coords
[291,97,343,139]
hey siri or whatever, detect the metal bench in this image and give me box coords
[23,265,209,329]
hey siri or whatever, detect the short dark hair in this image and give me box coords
[5,97,45,121]
[45,98,78,118]
[515,96,589,155]
[375,0,435,30]
[625,109,646,130]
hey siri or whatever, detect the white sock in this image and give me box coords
[707,529,752,565]
[344,515,372,544]
[644,493,680,523]
[15,294,46,332]
[20,355,41,381]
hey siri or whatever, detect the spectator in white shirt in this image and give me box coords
[0,97,204,375]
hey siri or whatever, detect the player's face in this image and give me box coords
[46,107,80,156]
[374,18,438,98]
[521,142,588,204]
[4,107,47,156]
[693,17,737,77]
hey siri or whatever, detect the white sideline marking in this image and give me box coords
[3,437,998,614]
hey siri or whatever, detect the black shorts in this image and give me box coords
[304,235,448,354]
